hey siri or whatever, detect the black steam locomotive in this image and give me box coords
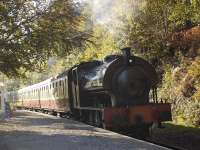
[15,47,172,137]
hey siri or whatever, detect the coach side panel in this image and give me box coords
[38,76,70,112]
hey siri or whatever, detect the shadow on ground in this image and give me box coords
[0,111,100,132]
[0,129,139,150]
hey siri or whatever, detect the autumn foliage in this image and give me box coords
[171,26,200,57]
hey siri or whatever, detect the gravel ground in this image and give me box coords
[0,110,170,150]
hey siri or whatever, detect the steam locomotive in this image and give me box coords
[13,48,171,137]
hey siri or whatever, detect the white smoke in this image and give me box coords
[81,0,144,25]
[77,0,145,48]
[89,0,117,24]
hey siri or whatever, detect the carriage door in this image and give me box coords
[72,67,80,108]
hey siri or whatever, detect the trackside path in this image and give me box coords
[0,110,170,150]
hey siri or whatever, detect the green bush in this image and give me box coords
[159,59,200,126]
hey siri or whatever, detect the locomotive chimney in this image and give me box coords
[121,47,132,65]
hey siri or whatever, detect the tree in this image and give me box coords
[80,25,118,61]
[0,0,91,77]
[120,0,200,62]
